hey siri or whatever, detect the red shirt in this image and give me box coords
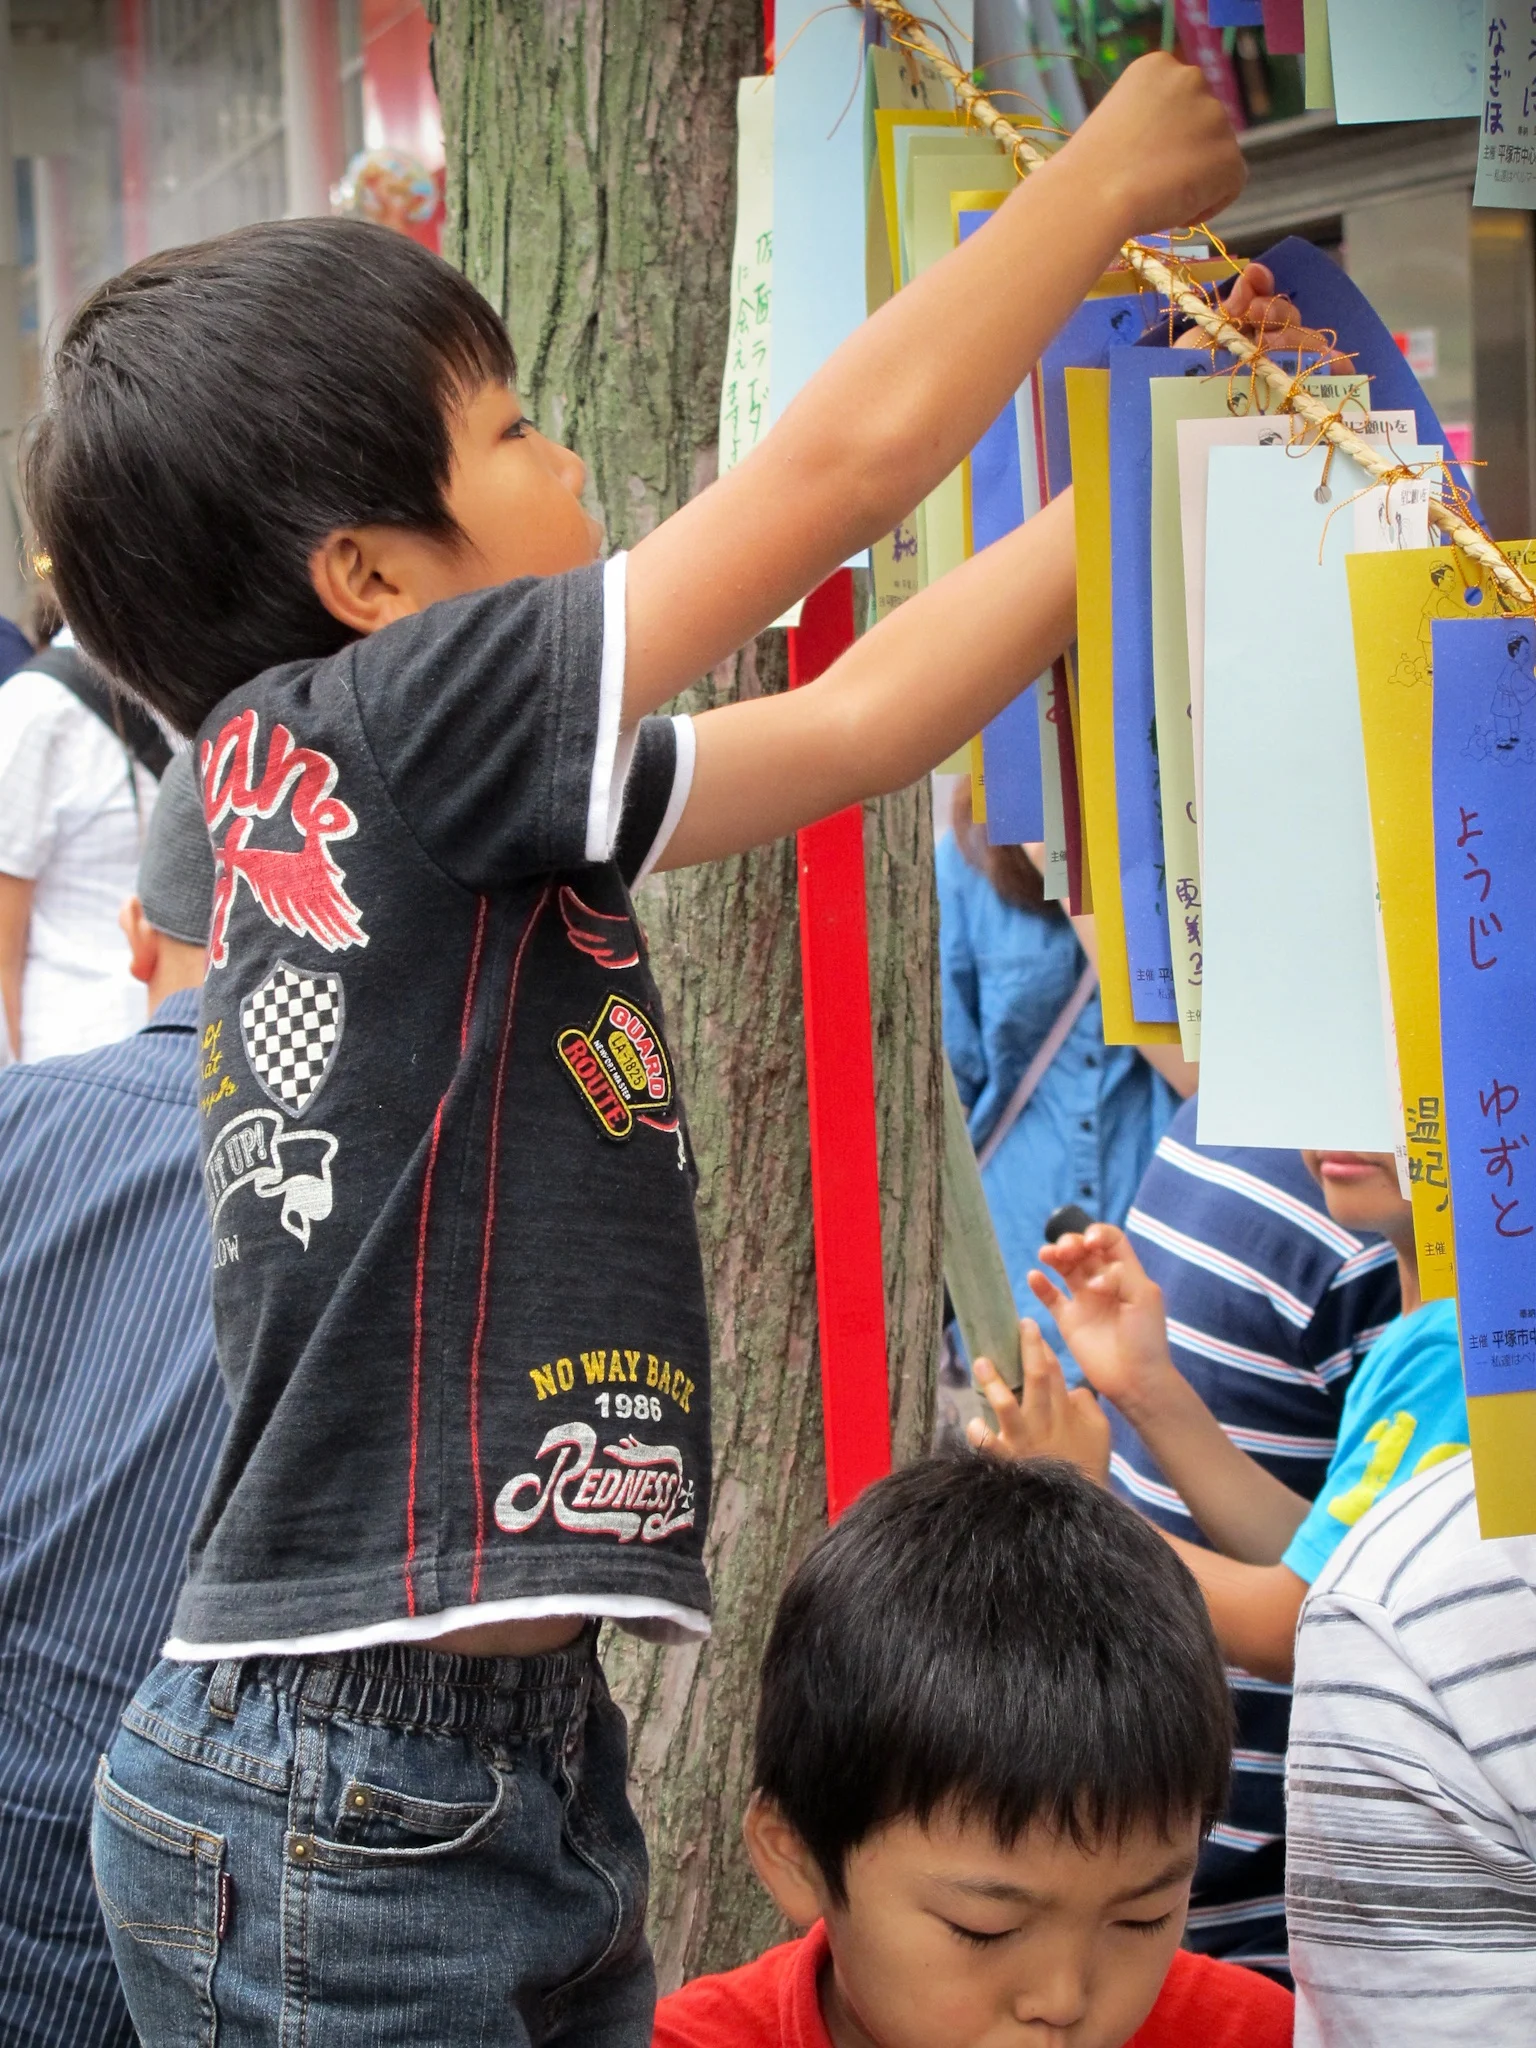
[653,1923,1293,2048]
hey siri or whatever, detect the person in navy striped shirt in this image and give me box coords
[1105,1102,1400,1980]
[972,1095,1401,1986]
[0,753,224,2046]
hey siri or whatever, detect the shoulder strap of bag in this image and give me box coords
[974,960,1099,1174]
[25,645,172,782]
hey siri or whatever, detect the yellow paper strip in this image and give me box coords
[1066,367,1178,1048]
[968,733,988,823]
[1467,1386,1536,1538]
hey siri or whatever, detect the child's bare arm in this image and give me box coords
[656,490,1075,868]
[1033,1225,1310,1564]
[1159,1541,1309,1683]
[622,53,1244,716]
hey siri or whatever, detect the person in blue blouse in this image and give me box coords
[937,782,1195,1377]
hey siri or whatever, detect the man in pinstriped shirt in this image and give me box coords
[0,755,223,2045]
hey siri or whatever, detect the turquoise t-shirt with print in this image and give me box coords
[1283,1296,1466,1586]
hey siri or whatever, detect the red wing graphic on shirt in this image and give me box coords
[201,709,368,970]
[558,885,639,970]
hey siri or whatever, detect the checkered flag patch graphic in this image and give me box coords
[240,962,344,1117]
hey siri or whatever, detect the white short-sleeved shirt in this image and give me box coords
[0,661,156,1063]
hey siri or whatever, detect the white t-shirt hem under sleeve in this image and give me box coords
[163,1589,711,1662]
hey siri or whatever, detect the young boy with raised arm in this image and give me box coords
[972,1148,1468,1683]
[27,54,1250,2042]
[654,1454,1292,2048]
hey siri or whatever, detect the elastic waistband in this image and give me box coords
[204,1626,597,1738]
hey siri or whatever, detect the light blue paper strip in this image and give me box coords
[1326,0,1481,124]
[770,0,867,423]
[1432,614,1536,1398]
[1197,441,1424,1149]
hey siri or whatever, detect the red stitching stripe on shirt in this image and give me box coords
[404,893,489,1616]
[469,885,552,1602]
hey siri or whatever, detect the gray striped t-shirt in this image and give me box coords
[1287,1451,1536,2044]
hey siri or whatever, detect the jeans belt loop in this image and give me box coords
[206,1659,244,1721]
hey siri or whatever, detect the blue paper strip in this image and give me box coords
[1259,235,1480,519]
[1208,0,1263,23]
[1108,349,1218,1025]
[1432,614,1536,1398]
[1038,295,1155,498]
[962,207,1042,845]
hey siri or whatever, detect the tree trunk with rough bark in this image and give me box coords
[430,0,943,1987]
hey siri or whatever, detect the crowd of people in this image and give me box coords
[0,42,1528,2048]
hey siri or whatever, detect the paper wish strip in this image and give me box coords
[718,78,774,478]
[1177,386,1388,862]
[1066,366,1179,1051]
[769,0,865,423]
[1432,612,1536,1537]
[959,203,1043,846]
[1325,0,1481,124]
[1109,349,1217,1028]
[1197,439,1434,1149]
[1345,547,1536,1302]
[1143,372,1365,1057]
[1475,3,1536,210]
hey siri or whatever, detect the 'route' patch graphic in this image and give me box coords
[555,992,674,1141]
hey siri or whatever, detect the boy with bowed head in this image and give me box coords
[654,1455,1292,2048]
[25,52,1257,2042]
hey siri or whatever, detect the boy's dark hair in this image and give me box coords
[754,1455,1231,1899]
[24,217,516,736]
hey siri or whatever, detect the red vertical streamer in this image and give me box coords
[789,573,893,1518]
[115,0,150,262]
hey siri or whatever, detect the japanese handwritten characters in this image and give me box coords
[1432,614,1536,1399]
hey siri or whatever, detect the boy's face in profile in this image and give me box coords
[1301,1149,1409,1241]
[748,1799,1199,2048]
[314,380,604,633]
[441,381,605,583]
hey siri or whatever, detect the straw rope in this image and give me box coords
[864,0,1536,611]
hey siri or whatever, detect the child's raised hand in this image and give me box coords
[1177,260,1351,372]
[1026,1223,1176,1422]
[966,1322,1111,1487]
[1058,53,1246,241]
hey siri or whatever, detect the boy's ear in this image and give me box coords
[119,896,159,988]
[308,528,426,637]
[742,1793,830,1930]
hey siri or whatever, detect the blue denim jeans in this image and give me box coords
[90,1632,653,2046]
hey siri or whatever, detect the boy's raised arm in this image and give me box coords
[622,52,1245,717]
[656,489,1077,868]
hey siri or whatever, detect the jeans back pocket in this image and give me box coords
[92,1755,226,2048]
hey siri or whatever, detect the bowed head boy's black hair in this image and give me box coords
[754,1454,1233,1900]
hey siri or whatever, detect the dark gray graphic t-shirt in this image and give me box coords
[169,558,711,1652]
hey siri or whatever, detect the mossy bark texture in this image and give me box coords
[430,0,943,1986]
